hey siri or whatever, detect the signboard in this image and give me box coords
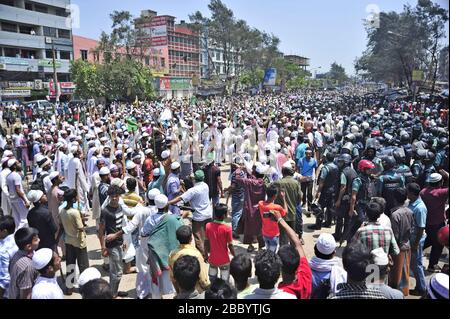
[412,70,424,82]
[34,80,43,90]
[150,46,169,76]
[8,81,33,89]
[38,59,62,68]
[0,89,31,97]
[0,57,29,66]
[151,25,167,38]
[159,78,192,91]
[263,68,277,86]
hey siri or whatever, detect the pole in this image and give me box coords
[52,42,60,104]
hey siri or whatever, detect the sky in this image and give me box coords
[71,0,449,75]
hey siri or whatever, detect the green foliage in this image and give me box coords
[327,62,349,85]
[70,59,102,99]
[355,1,448,91]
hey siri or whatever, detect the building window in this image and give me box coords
[21,49,36,59]
[161,58,165,67]
[25,2,33,10]
[43,27,57,38]
[1,22,17,33]
[60,51,71,60]
[145,56,150,66]
[80,50,88,61]
[55,8,67,17]
[19,25,33,35]
[58,29,71,39]
[0,0,15,7]
[46,50,54,59]
[3,47,19,57]
[34,4,48,13]
[216,51,220,61]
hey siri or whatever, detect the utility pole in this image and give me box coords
[51,41,60,104]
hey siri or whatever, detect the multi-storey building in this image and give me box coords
[135,10,200,99]
[284,55,310,71]
[0,0,73,100]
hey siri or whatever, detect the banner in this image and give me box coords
[1,89,31,97]
[263,68,277,86]
[38,59,62,68]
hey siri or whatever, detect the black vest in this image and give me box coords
[395,165,415,184]
[356,175,371,206]
[343,166,358,195]
[381,171,403,214]
[323,162,340,195]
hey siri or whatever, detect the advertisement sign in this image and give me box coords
[159,78,192,91]
[263,68,277,86]
[34,80,43,90]
[150,46,169,76]
[38,59,62,68]
[0,57,29,66]
[0,89,31,97]
[151,24,167,38]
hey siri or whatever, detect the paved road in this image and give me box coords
[59,164,446,299]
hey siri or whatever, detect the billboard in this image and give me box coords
[150,46,169,76]
[263,68,277,86]
[159,78,192,91]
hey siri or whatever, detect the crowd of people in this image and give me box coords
[0,88,448,300]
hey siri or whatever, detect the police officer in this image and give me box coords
[310,152,340,230]
[376,156,405,216]
[435,137,448,171]
[393,149,415,185]
[399,131,413,165]
[412,149,436,188]
[346,160,375,242]
[333,153,357,242]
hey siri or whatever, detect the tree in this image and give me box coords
[70,60,102,99]
[327,62,349,85]
[438,45,449,81]
[355,2,448,92]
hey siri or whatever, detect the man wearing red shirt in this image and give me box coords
[420,173,449,272]
[258,184,287,252]
[142,149,154,186]
[270,209,312,299]
[205,204,235,283]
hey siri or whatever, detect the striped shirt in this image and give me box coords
[330,283,387,299]
[354,222,400,256]
[8,250,38,299]
[100,205,124,249]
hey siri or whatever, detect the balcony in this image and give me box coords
[0,30,46,49]
[0,4,70,30]
[33,0,71,9]
[0,56,71,73]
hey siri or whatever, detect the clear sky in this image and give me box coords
[72,0,449,75]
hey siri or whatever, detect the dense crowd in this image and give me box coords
[0,88,448,300]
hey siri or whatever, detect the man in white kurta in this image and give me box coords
[66,147,89,214]
[0,160,12,216]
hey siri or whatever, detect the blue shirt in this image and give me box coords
[298,157,317,177]
[408,197,427,240]
[0,234,19,298]
[166,173,181,215]
[295,143,308,161]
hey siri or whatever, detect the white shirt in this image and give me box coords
[180,182,212,222]
[31,276,64,299]
[244,287,297,300]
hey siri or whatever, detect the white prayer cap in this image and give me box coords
[427,173,442,183]
[70,145,79,154]
[78,268,102,287]
[259,155,267,165]
[49,171,60,181]
[255,162,266,174]
[371,248,389,266]
[316,233,336,255]
[147,188,161,201]
[153,168,161,177]
[242,153,252,162]
[142,132,149,138]
[34,154,45,163]
[85,133,93,139]
[154,194,168,209]
[39,158,51,168]
[114,150,122,157]
[161,150,171,159]
[282,161,294,169]
[109,164,118,172]
[144,149,153,155]
[7,159,16,168]
[276,143,282,151]
[87,140,96,146]
[99,167,110,176]
[126,162,136,170]
[111,178,124,188]
[3,150,14,157]
[32,248,53,270]
[100,136,108,142]
[27,190,44,203]
[428,273,449,299]
[126,148,133,154]
[1,157,9,165]
[171,161,180,170]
